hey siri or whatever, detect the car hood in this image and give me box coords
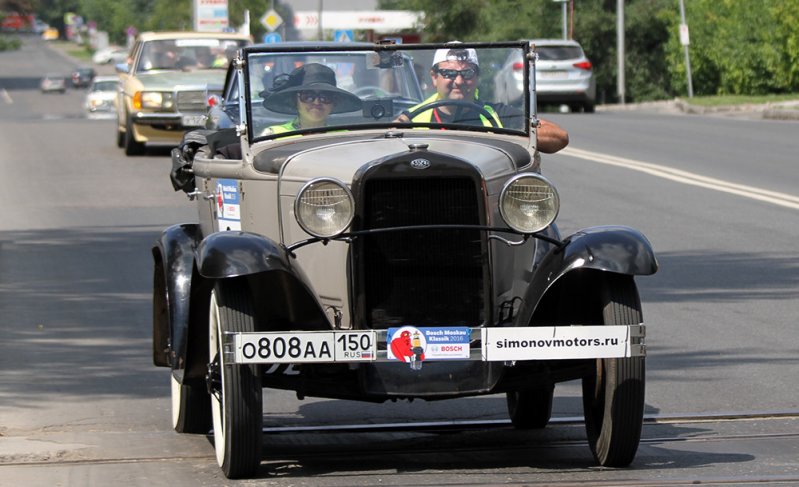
[273,134,528,194]
[87,92,116,102]
[133,70,226,90]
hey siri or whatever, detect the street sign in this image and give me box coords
[263,32,282,44]
[333,29,354,43]
[193,0,229,32]
[679,23,690,46]
[293,11,422,31]
[260,9,283,32]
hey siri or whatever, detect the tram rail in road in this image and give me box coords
[5,411,796,486]
[260,408,799,433]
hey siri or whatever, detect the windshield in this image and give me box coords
[91,80,118,91]
[537,45,584,61]
[243,42,531,141]
[137,38,248,72]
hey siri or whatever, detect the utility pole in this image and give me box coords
[552,0,568,40]
[317,0,323,41]
[617,0,625,104]
[569,0,574,39]
[678,0,694,97]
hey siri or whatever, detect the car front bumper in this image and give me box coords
[223,324,646,367]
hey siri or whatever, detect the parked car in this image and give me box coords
[71,66,96,88]
[33,19,49,35]
[494,39,596,112]
[92,45,128,65]
[114,31,251,155]
[41,27,58,41]
[155,41,656,479]
[40,73,66,93]
[84,75,119,118]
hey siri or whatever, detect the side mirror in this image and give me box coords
[170,147,196,194]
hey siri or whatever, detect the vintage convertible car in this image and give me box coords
[153,41,657,479]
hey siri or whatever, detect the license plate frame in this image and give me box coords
[230,331,376,364]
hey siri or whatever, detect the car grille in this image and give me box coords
[175,90,210,113]
[358,176,487,329]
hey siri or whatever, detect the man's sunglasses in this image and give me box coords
[435,67,478,80]
[298,91,335,104]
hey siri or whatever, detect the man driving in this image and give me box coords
[397,45,569,154]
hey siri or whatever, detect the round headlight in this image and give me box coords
[499,174,559,233]
[295,178,355,238]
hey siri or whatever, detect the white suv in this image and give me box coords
[494,39,596,112]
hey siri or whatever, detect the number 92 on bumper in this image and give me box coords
[230,331,376,364]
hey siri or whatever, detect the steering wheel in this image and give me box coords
[405,99,499,128]
[352,85,389,98]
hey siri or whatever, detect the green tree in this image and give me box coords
[31,0,80,35]
[382,0,677,103]
[63,0,300,44]
[769,1,799,91]
[665,0,799,96]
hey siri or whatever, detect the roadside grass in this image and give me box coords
[684,94,799,107]
[0,35,22,51]
[51,40,93,62]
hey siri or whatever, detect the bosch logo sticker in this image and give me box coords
[216,178,241,231]
[387,326,471,367]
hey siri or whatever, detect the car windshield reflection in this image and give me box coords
[244,43,531,141]
[137,38,247,72]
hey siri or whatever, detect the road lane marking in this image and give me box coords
[1,88,12,104]
[562,147,799,210]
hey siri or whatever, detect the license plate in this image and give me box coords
[232,331,376,364]
[181,114,206,127]
[539,70,568,79]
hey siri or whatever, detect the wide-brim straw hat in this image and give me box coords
[263,63,362,115]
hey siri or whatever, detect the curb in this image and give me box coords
[762,108,799,121]
[675,98,799,120]
[598,98,799,121]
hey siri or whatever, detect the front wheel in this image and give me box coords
[171,374,211,433]
[208,278,262,479]
[123,116,145,155]
[116,123,124,148]
[582,274,645,467]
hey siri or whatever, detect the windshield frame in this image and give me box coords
[238,41,533,145]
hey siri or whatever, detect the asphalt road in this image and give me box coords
[0,34,798,486]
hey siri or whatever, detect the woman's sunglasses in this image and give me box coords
[434,67,478,80]
[298,91,335,104]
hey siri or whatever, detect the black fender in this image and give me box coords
[515,225,657,327]
[196,230,297,278]
[155,228,329,381]
[196,231,329,329]
[152,224,201,368]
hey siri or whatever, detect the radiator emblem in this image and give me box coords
[410,158,431,169]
